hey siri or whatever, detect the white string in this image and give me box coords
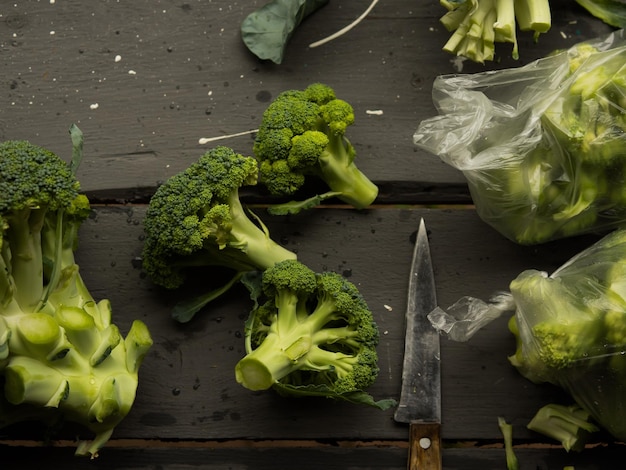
[309,0,380,48]
[198,129,259,145]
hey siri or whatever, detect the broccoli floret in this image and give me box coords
[440,0,551,63]
[235,259,387,407]
[507,230,626,442]
[543,47,626,171]
[141,146,297,322]
[508,270,606,377]
[253,83,378,213]
[527,403,599,452]
[0,133,152,457]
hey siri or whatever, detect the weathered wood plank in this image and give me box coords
[0,441,622,469]
[0,0,615,198]
[0,205,607,446]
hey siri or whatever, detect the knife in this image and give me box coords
[394,218,442,469]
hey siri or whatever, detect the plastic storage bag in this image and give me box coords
[429,227,626,441]
[414,30,626,245]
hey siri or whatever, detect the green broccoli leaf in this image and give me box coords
[241,0,329,64]
[273,381,397,410]
[575,0,626,28]
[267,191,342,215]
[171,272,245,323]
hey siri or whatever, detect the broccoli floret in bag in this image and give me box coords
[414,30,626,245]
[428,227,626,448]
[507,228,626,443]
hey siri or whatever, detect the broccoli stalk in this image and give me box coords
[508,269,607,381]
[497,416,520,470]
[0,131,152,457]
[253,83,378,214]
[235,259,393,409]
[440,0,551,62]
[141,146,297,322]
[527,403,599,452]
[440,0,552,63]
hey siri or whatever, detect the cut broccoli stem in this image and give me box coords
[227,190,296,269]
[494,0,516,42]
[124,319,153,374]
[498,416,520,470]
[4,356,70,407]
[514,0,551,34]
[527,403,599,452]
[316,135,378,209]
[5,208,46,311]
[235,332,307,390]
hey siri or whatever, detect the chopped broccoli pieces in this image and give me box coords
[440,0,551,63]
[527,403,599,452]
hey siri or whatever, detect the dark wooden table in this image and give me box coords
[0,1,622,468]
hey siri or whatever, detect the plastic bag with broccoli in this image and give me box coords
[429,227,626,443]
[414,29,626,245]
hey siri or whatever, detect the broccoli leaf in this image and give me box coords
[576,0,626,27]
[273,382,397,410]
[241,0,329,64]
[172,272,244,323]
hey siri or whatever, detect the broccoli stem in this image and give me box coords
[514,0,551,34]
[527,403,599,452]
[236,292,356,390]
[5,208,46,310]
[236,295,319,391]
[0,244,14,309]
[494,0,516,41]
[498,416,520,470]
[228,191,297,269]
[316,135,378,209]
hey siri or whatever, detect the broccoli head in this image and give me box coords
[253,83,379,213]
[141,146,297,321]
[235,259,392,408]
[0,134,152,457]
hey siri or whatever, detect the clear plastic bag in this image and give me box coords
[429,227,626,440]
[415,30,626,245]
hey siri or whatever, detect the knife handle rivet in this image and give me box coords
[419,437,432,449]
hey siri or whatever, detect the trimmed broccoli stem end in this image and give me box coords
[527,403,599,452]
[5,208,46,310]
[228,192,296,270]
[235,332,310,390]
[498,416,520,470]
[316,136,378,210]
[236,296,314,391]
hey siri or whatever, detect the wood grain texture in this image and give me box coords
[0,206,606,444]
[0,0,614,197]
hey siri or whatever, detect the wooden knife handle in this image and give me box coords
[408,422,442,470]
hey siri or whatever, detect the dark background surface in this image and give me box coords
[0,1,621,468]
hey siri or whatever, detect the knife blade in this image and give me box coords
[394,218,441,469]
